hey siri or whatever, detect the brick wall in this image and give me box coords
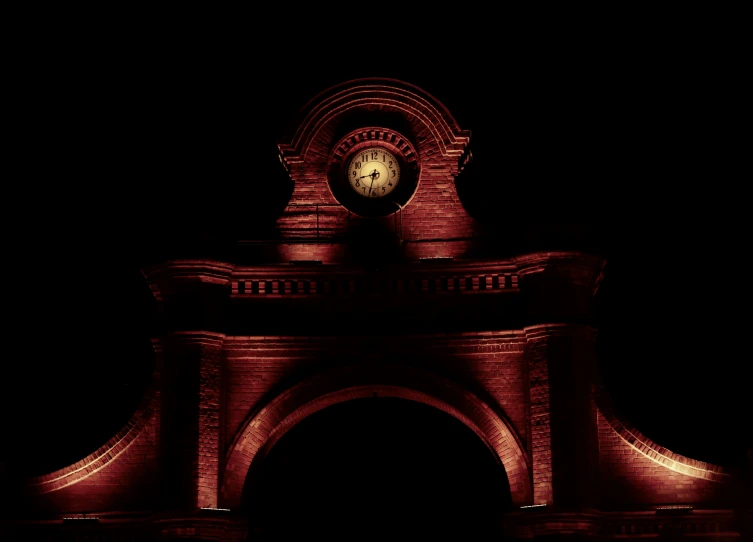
[32,410,160,514]
[275,79,481,259]
[596,408,732,508]
[526,333,553,505]
[20,374,161,514]
[223,332,530,459]
[159,332,224,510]
[592,364,736,509]
[220,360,532,508]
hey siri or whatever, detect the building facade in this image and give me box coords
[2,78,750,540]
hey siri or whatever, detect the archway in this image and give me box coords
[220,364,532,521]
[247,396,512,540]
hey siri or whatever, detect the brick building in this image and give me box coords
[2,77,750,541]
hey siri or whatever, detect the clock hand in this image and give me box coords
[368,169,378,195]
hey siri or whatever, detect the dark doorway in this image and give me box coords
[247,397,512,541]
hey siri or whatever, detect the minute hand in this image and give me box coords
[368,170,379,195]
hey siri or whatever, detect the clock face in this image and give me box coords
[346,146,401,198]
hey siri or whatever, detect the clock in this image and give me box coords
[346,145,401,198]
[327,127,420,217]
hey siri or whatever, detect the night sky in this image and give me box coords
[2,36,749,493]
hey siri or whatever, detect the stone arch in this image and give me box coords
[220,363,532,508]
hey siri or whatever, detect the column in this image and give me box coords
[525,324,600,509]
[144,260,232,511]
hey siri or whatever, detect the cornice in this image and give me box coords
[514,251,606,296]
[523,323,597,341]
[138,253,605,302]
[141,260,235,301]
[232,259,518,278]
[154,331,227,349]
[514,250,602,269]
[223,329,528,351]
[143,260,235,283]
[228,252,606,299]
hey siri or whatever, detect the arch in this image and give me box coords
[277,78,471,167]
[220,363,532,508]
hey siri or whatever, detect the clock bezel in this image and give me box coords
[327,127,420,218]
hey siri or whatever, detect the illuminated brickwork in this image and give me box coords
[3,78,748,541]
[221,362,531,507]
[276,79,480,259]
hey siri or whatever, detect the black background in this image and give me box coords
[2,26,749,494]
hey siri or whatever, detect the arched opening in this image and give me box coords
[246,397,512,541]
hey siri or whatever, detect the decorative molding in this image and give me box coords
[328,127,419,168]
[514,251,606,293]
[142,260,235,300]
[278,78,470,167]
[223,330,528,354]
[229,251,605,298]
[162,331,227,349]
[523,322,597,342]
[231,272,519,297]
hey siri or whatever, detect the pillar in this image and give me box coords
[144,260,232,512]
[514,253,604,539]
[525,323,600,509]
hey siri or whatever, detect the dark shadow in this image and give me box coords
[346,216,403,266]
[246,397,512,541]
